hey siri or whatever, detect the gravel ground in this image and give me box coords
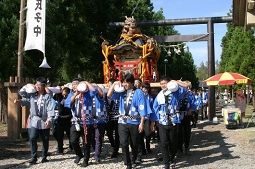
[1,119,255,169]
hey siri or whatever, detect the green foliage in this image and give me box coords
[0,0,19,83]
[220,22,255,90]
[0,0,198,87]
[163,49,199,89]
[196,61,208,80]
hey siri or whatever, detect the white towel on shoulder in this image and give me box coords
[157,90,165,105]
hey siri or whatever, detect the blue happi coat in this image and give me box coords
[151,86,187,125]
[111,88,148,125]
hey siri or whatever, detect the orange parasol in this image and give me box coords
[203,72,251,86]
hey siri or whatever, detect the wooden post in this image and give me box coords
[4,77,26,139]
[21,77,30,129]
[207,19,216,121]
[7,86,20,139]
[17,0,26,83]
[21,107,29,129]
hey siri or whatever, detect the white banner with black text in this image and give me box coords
[24,0,46,54]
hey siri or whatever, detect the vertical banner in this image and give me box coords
[24,0,45,54]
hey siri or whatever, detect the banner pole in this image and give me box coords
[17,0,26,83]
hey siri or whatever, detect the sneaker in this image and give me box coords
[28,158,37,164]
[67,147,73,152]
[93,156,100,162]
[135,155,142,164]
[41,158,49,163]
[132,163,137,168]
[74,155,83,164]
[81,160,89,167]
[110,151,118,158]
[176,150,183,159]
[162,165,170,169]
[169,160,176,168]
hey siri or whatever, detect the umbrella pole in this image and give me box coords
[227,85,229,106]
[227,85,229,104]
[231,86,234,100]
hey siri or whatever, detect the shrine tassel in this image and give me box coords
[80,93,87,144]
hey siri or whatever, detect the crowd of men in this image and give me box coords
[14,74,209,169]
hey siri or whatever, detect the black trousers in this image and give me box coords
[191,110,198,125]
[107,120,120,153]
[70,124,94,161]
[198,107,203,120]
[51,118,58,141]
[118,123,140,166]
[151,125,160,140]
[158,123,178,165]
[178,115,192,151]
[139,119,151,153]
[57,117,72,153]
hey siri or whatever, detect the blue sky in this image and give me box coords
[150,0,232,66]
